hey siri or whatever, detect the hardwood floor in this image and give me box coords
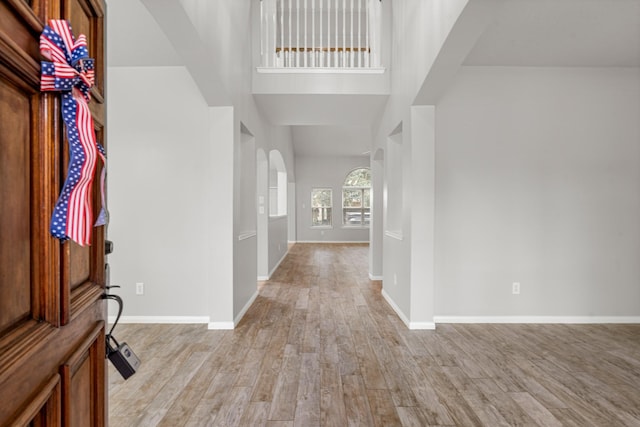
[109,243,640,426]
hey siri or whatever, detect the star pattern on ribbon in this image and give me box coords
[40,20,107,246]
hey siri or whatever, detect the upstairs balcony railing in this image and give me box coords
[259,0,382,70]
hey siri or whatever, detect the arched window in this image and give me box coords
[342,168,371,226]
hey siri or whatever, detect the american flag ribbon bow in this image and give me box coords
[40,19,107,246]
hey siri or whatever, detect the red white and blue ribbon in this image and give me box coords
[40,20,107,246]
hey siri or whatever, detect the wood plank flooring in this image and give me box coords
[109,243,640,426]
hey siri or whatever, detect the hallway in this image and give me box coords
[109,244,640,426]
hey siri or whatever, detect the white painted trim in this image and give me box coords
[434,316,640,324]
[257,67,386,74]
[269,248,289,278]
[409,322,436,330]
[208,322,234,330]
[238,231,257,241]
[381,289,410,328]
[108,316,210,324]
[369,273,383,280]
[257,276,270,281]
[384,230,403,240]
[234,291,259,326]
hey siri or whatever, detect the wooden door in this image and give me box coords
[0,0,107,425]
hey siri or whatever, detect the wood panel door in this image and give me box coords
[0,0,107,425]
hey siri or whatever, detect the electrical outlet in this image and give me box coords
[136,282,144,295]
[512,282,520,295]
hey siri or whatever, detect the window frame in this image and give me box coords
[310,187,333,228]
[342,168,371,228]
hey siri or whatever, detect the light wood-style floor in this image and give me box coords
[109,243,640,426]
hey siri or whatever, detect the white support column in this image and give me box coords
[409,105,436,329]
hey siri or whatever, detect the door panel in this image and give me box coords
[0,0,107,425]
[0,76,32,335]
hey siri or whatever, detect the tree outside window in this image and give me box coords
[342,168,371,226]
[311,188,332,227]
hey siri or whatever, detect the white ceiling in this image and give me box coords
[464,0,640,67]
[107,0,640,157]
[291,125,372,157]
[106,0,182,67]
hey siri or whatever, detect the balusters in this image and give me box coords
[304,0,308,67]
[365,0,369,67]
[319,0,323,67]
[260,0,379,69]
[297,0,300,67]
[289,0,292,67]
[335,0,339,67]
[358,0,362,67]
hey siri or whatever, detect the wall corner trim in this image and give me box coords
[409,322,436,330]
[269,247,289,278]
[234,291,259,327]
[208,321,235,330]
[381,288,410,328]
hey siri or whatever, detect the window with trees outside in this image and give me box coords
[311,188,332,227]
[343,168,371,227]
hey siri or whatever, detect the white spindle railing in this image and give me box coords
[261,0,381,69]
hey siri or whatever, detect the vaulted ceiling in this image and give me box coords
[107,0,640,157]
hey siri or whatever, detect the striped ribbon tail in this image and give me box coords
[40,19,103,246]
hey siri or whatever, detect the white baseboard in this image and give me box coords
[381,289,410,328]
[268,248,289,278]
[234,291,258,326]
[108,316,210,324]
[434,316,640,324]
[369,273,383,280]
[208,321,234,330]
[257,276,269,281]
[409,322,436,330]
[380,289,435,330]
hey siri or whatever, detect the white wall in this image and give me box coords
[435,66,640,317]
[295,155,371,242]
[108,66,212,319]
[108,0,297,327]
